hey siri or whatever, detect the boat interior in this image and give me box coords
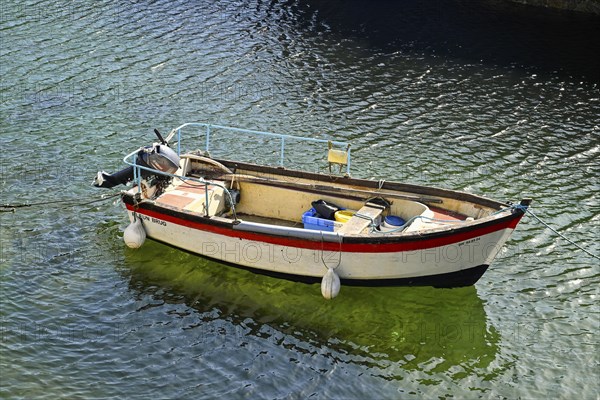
[133,152,504,236]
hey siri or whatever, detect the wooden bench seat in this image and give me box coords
[337,202,385,235]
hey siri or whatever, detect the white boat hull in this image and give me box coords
[126,205,521,286]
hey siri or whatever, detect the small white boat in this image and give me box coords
[94,123,531,298]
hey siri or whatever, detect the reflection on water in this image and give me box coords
[122,239,502,378]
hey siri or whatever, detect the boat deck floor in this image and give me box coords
[234,209,467,232]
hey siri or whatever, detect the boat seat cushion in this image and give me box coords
[157,181,226,216]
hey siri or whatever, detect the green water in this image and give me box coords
[1,1,599,398]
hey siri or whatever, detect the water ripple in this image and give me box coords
[1,0,599,398]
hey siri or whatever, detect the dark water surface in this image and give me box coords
[1,1,599,398]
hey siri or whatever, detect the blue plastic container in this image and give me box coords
[379,215,406,232]
[302,208,338,232]
[384,215,405,227]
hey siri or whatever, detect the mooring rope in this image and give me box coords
[524,208,599,260]
[320,231,342,270]
[0,192,121,212]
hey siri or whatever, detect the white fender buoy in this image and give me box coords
[321,267,341,299]
[124,217,146,249]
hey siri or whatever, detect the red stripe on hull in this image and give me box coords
[125,203,522,253]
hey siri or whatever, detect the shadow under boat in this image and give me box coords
[119,239,502,374]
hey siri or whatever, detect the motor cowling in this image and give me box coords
[93,144,180,189]
[139,144,179,174]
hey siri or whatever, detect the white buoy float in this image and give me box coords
[124,216,146,249]
[321,267,341,299]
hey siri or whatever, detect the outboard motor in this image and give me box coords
[93,129,180,189]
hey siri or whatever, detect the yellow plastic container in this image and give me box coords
[334,210,355,223]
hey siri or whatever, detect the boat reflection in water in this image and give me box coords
[121,239,502,378]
